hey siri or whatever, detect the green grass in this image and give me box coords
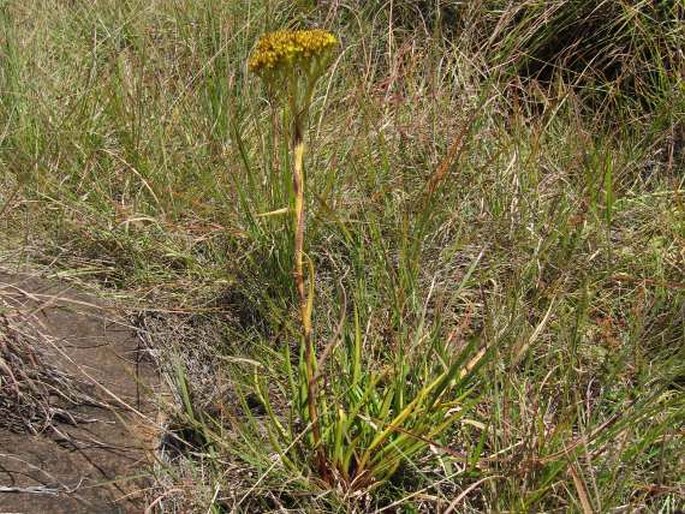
[1,0,684,512]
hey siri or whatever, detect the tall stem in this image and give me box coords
[292,114,321,454]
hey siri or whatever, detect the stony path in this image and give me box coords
[0,272,160,513]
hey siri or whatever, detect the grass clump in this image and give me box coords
[0,0,683,512]
[245,27,490,496]
[0,299,92,434]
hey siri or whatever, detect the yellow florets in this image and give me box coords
[248,29,338,75]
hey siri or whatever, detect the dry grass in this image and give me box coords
[0,300,93,434]
[1,0,684,512]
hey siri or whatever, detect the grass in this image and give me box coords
[0,301,96,434]
[1,0,684,511]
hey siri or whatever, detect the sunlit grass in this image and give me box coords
[1,0,683,512]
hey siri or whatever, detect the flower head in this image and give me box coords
[249,29,338,142]
[248,29,338,76]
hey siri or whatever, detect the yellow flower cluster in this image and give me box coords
[248,29,338,74]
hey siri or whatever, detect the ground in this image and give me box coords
[0,270,160,513]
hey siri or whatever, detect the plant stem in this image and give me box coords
[292,114,322,457]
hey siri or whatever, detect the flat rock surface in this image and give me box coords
[0,271,159,513]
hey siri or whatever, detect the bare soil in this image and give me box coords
[0,271,160,513]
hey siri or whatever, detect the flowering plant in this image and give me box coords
[250,28,338,470]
